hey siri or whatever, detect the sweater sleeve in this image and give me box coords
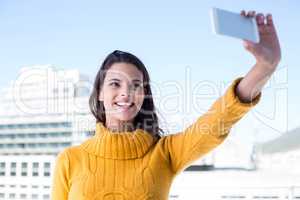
[51,149,70,200]
[161,77,261,175]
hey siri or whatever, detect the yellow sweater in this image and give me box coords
[51,78,261,200]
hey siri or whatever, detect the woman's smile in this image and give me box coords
[114,102,135,112]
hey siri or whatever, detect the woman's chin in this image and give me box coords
[113,107,138,121]
[117,114,137,122]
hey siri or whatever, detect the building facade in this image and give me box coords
[0,65,95,200]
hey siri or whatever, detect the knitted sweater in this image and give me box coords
[51,77,261,200]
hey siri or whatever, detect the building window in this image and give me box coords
[49,143,58,148]
[44,162,50,176]
[20,193,26,199]
[61,142,71,147]
[21,162,28,176]
[43,194,50,199]
[38,143,47,147]
[0,162,5,176]
[0,193,4,198]
[28,134,37,138]
[28,143,36,148]
[17,143,25,148]
[31,194,38,199]
[10,162,16,176]
[32,162,39,176]
[8,193,15,199]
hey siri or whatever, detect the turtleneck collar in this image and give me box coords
[80,122,156,159]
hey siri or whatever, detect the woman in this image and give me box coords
[51,10,281,200]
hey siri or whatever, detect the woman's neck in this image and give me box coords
[105,120,135,133]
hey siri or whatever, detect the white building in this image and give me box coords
[168,128,300,200]
[0,155,55,200]
[0,65,95,200]
[255,127,300,173]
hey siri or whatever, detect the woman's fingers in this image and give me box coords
[241,10,277,35]
[241,10,257,18]
[266,14,274,26]
[241,11,274,27]
[247,11,256,17]
[256,13,265,25]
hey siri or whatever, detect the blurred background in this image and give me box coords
[0,0,299,199]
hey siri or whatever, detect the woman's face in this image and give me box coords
[99,62,145,127]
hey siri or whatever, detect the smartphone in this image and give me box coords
[210,7,260,43]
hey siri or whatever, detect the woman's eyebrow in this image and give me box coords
[108,78,142,82]
[108,78,121,82]
[132,79,142,83]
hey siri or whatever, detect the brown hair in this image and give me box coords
[89,50,163,139]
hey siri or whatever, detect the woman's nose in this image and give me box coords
[120,85,133,97]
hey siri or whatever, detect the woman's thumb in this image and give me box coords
[243,39,255,51]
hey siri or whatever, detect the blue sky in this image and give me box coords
[0,0,299,142]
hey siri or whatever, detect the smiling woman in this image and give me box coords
[88,50,163,137]
[98,62,149,132]
[50,49,260,200]
[51,12,281,198]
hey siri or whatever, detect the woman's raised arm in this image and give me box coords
[236,11,281,103]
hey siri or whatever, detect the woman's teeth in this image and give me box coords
[115,102,134,108]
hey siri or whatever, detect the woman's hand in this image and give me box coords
[235,10,282,103]
[241,10,281,71]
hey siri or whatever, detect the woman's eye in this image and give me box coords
[109,82,142,90]
[110,82,119,87]
[133,83,143,89]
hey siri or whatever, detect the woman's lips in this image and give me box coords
[114,103,134,111]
